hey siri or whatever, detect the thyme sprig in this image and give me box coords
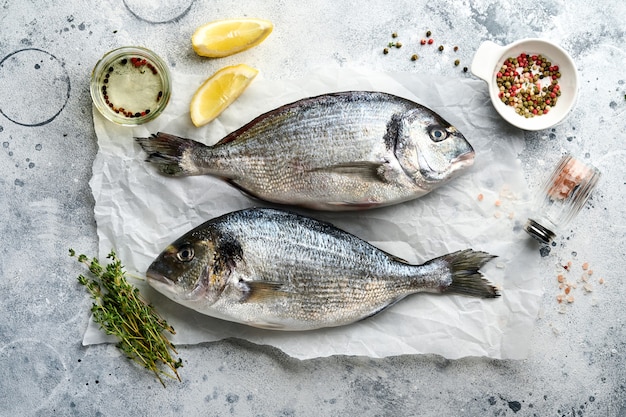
[70,249,182,386]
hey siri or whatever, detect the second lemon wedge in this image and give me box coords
[189,63,259,127]
[192,18,274,58]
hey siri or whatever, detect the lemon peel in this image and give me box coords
[189,63,258,127]
[192,18,273,58]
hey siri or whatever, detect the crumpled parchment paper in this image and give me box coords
[87,66,543,360]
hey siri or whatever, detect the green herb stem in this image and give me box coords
[71,249,182,386]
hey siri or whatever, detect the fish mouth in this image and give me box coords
[146,269,175,287]
[451,149,475,167]
[146,270,193,302]
[418,147,475,183]
[146,265,210,302]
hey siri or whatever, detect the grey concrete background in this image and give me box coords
[0,1,624,416]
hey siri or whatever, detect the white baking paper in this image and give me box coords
[87,66,542,360]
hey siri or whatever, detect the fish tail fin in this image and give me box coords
[430,249,500,298]
[135,132,208,176]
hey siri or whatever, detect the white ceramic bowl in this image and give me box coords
[471,38,579,131]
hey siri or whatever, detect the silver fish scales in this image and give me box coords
[136,91,475,210]
[146,208,499,331]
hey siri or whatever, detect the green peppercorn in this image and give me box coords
[426,30,431,37]
[411,54,419,61]
[454,59,460,66]
[438,45,444,51]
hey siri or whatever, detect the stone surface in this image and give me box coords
[0,0,624,415]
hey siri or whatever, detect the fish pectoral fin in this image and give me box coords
[311,162,388,183]
[241,280,289,303]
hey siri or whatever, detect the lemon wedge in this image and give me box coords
[189,63,259,127]
[192,18,274,58]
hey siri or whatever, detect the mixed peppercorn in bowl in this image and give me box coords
[471,38,579,131]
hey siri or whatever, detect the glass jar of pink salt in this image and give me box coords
[524,155,601,244]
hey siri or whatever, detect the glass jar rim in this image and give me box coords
[90,46,171,126]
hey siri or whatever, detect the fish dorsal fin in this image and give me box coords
[389,254,411,264]
[215,130,240,146]
[368,243,412,265]
[241,281,288,303]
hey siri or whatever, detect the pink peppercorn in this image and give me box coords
[495,52,562,118]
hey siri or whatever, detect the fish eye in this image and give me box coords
[176,245,195,262]
[429,126,449,143]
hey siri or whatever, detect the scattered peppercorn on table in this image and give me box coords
[0,1,624,416]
